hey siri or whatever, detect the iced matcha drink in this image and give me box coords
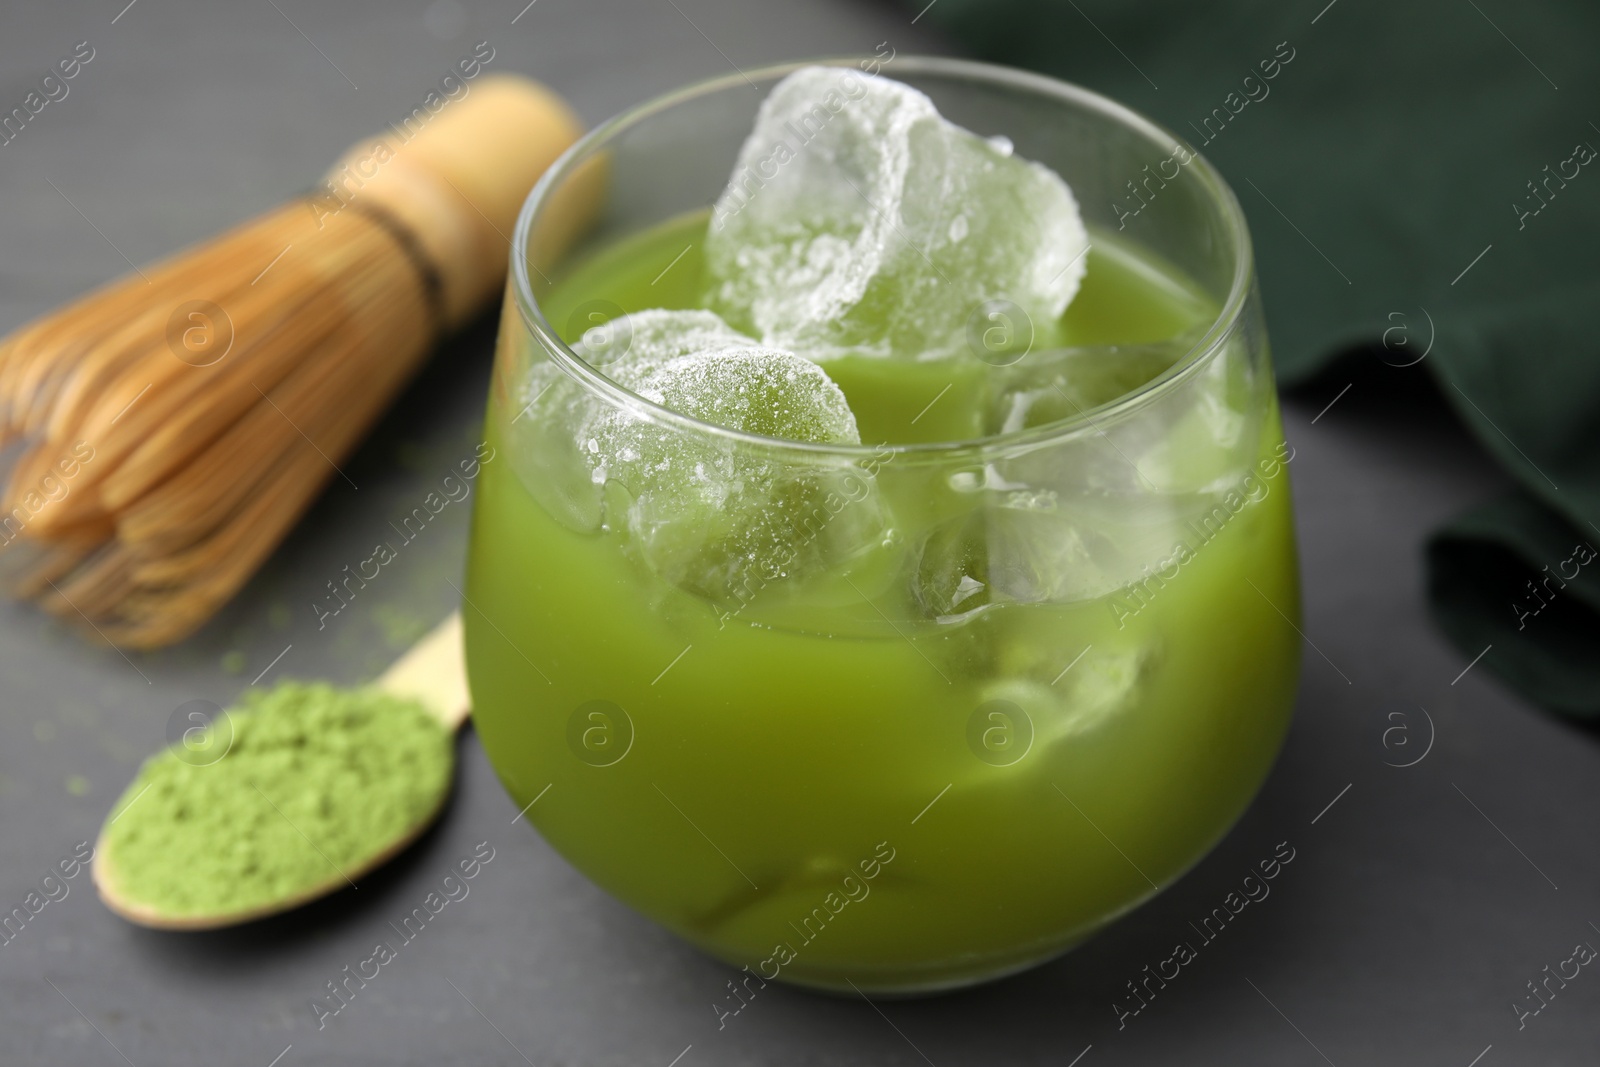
[465,61,1300,992]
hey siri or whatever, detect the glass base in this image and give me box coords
[751,934,1091,998]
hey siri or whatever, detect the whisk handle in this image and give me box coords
[316,73,583,328]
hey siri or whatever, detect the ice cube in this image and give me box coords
[976,329,1260,560]
[1126,341,1254,494]
[984,339,1195,437]
[981,641,1153,746]
[561,318,890,605]
[595,344,862,447]
[580,307,756,376]
[705,65,1089,362]
[506,310,767,533]
[914,503,1118,620]
[505,370,604,532]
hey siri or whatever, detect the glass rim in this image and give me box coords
[510,54,1256,461]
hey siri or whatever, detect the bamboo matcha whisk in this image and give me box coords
[0,75,583,648]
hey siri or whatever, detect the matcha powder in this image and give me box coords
[103,681,453,919]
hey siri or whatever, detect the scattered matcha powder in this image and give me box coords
[103,681,452,918]
[372,604,429,650]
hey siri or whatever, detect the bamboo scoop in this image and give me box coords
[0,76,588,648]
[93,610,471,929]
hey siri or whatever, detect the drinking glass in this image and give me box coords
[464,56,1301,994]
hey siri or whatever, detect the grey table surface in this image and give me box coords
[2,1,1594,1065]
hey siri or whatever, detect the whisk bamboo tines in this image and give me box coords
[0,75,583,648]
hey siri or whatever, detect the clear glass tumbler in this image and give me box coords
[464,56,1301,994]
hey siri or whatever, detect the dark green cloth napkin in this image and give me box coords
[923,0,1600,715]
[1429,494,1600,716]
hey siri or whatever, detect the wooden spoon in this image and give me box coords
[93,611,470,929]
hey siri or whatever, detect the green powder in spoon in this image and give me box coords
[102,681,453,920]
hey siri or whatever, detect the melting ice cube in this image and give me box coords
[705,65,1089,362]
[517,309,889,605]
